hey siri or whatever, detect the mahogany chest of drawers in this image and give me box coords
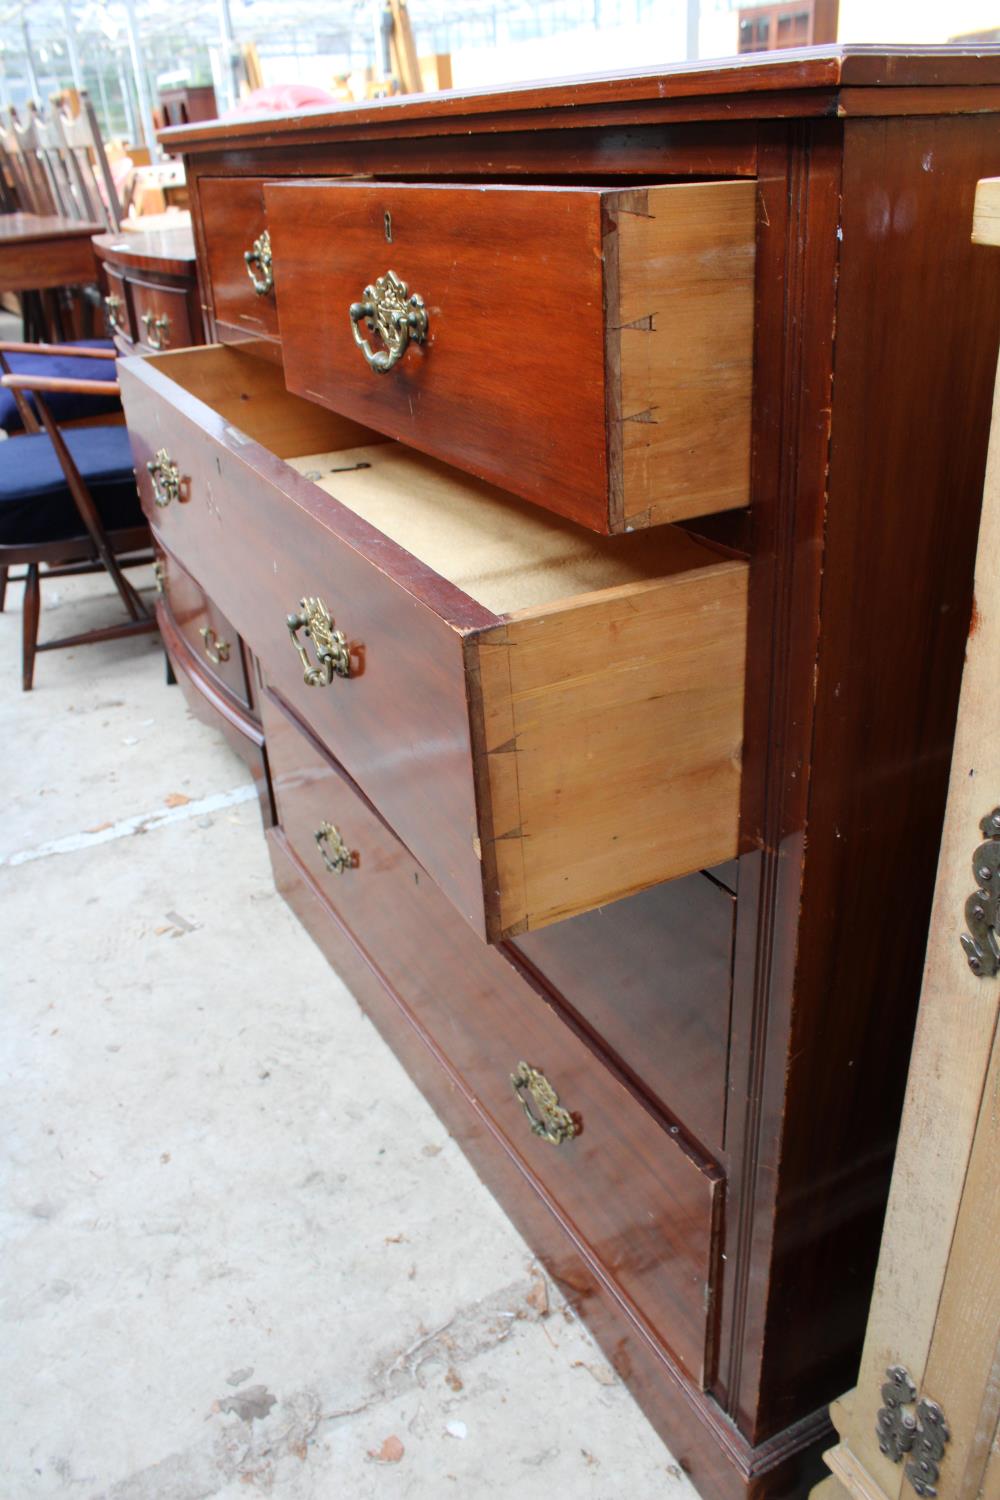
[93,226,204,358]
[117,46,1000,1500]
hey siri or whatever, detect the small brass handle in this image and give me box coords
[199,626,231,665]
[510,1061,579,1147]
[146,448,181,508]
[286,597,351,687]
[315,821,354,875]
[105,292,124,332]
[350,269,427,374]
[152,559,165,595]
[141,310,170,350]
[244,229,273,296]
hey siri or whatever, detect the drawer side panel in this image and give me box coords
[469,562,749,937]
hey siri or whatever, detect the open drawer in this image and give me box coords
[119,345,748,942]
[266,178,756,534]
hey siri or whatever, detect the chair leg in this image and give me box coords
[0,565,7,613]
[22,563,40,691]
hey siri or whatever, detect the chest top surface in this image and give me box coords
[160,44,1000,155]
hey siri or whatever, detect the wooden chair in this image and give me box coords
[0,338,120,435]
[0,342,155,688]
[0,106,57,217]
[50,91,122,233]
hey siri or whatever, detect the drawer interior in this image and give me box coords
[149,346,734,621]
[286,445,726,616]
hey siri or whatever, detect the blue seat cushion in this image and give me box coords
[0,423,144,545]
[0,339,120,434]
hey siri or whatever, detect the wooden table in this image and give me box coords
[0,212,101,291]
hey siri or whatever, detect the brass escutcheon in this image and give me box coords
[314,821,354,875]
[244,229,273,296]
[286,597,351,687]
[141,310,170,350]
[105,292,124,332]
[510,1061,579,1146]
[349,269,427,374]
[199,626,231,665]
[146,449,181,507]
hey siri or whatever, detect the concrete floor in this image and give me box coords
[0,569,697,1499]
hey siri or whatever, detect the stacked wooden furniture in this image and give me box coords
[815,175,1000,1500]
[116,48,1000,1500]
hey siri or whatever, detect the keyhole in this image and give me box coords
[384,209,392,243]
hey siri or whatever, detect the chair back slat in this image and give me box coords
[53,93,121,232]
[0,95,121,232]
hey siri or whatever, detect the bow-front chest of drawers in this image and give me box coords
[117,47,1000,1500]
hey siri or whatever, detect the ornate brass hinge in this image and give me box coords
[349,269,428,374]
[286,597,351,687]
[510,1061,579,1146]
[146,449,181,508]
[314,821,354,874]
[876,1366,950,1497]
[105,292,124,333]
[141,309,171,350]
[244,229,273,296]
[199,626,231,665]
[960,807,1000,977]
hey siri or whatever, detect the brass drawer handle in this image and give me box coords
[146,448,181,507]
[511,1061,579,1146]
[199,626,231,665]
[105,292,124,332]
[152,559,165,595]
[141,310,170,350]
[287,597,351,687]
[244,229,273,296]
[315,820,354,875]
[349,269,427,374]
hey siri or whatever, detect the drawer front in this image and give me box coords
[155,541,250,708]
[262,687,721,1385]
[103,266,135,344]
[131,278,194,353]
[199,176,280,343]
[266,178,754,534]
